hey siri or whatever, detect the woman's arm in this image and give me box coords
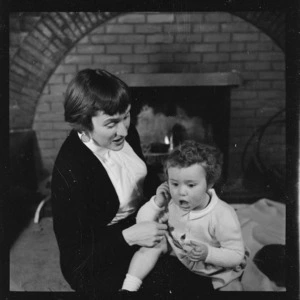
[52,157,167,272]
[51,156,135,279]
[122,221,167,247]
[51,129,166,294]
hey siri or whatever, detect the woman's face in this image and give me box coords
[89,105,131,151]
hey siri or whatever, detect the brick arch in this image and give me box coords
[9,11,285,130]
[233,11,285,51]
[9,12,120,129]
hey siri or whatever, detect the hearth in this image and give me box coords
[131,86,231,181]
[119,72,242,183]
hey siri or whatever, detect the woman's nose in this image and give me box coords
[117,121,128,136]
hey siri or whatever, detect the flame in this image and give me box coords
[164,135,170,145]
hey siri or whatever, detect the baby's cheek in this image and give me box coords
[169,188,176,198]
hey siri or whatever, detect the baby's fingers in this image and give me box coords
[190,248,202,256]
[187,252,201,261]
[162,190,171,200]
[189,257,200,262]
[158,213,169,223]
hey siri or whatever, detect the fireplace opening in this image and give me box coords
[130,86,231,184]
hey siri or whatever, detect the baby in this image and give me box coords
[121,140,247,292]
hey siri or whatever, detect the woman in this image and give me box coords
[51,69,213,299]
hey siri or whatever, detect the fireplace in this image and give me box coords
[119,72,242,183]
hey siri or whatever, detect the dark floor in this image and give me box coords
[10,215,73,292]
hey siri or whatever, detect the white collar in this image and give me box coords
[172,189,219,220]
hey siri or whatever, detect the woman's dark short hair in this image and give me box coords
[164,140,223,186]
[64,69,131,132]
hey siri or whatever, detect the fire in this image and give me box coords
[164,134,174,151]
[164,135,170,145]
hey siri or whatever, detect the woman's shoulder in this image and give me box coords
[55,132,80,164]
[54,130,99,176]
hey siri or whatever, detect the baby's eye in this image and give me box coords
[188,184,195,188]
[171,182,178,187]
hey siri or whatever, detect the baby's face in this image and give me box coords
[167,164,210,212]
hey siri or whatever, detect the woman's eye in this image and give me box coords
[106,123,116,128]
[171,183,178,187]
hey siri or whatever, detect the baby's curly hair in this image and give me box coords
[164,140,223,186]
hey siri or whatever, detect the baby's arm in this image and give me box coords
[185,206,244,267]
[136,181,171,223]
[136,196,164,223]
[204,206,245,268]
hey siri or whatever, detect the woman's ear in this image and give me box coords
[81,131,91,143]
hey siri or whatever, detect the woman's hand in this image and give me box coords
[154,182,171,208]
[185,241,208,262]
[122,221,168,247]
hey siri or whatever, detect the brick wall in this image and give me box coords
[10,12,286,187]
[9,12,42,58]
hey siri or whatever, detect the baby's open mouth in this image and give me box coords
[179,200,189,208]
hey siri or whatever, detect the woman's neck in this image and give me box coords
[78,132,109,156]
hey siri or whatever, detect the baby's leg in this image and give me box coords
[122,238,168,291]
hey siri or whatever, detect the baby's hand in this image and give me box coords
[185,241,208,262]
[158,211,169,224]
[154,182,171,208]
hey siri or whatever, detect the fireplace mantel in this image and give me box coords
[118,72,242,87]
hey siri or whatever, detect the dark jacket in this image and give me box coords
[51,124,155,297]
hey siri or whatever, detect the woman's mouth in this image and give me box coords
[113,137,124,144]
